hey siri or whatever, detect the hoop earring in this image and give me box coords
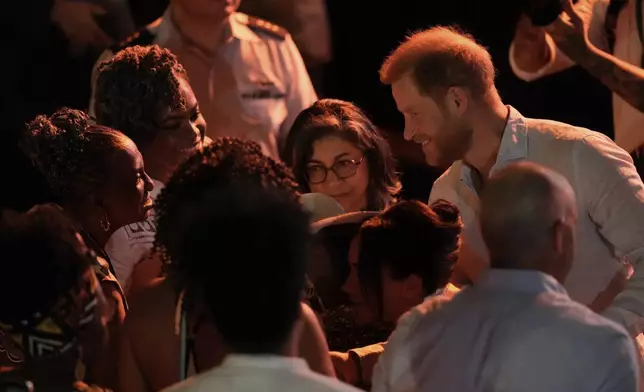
[100,214,111,232]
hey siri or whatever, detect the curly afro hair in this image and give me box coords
[20,108,131,204]
[93,45,188,149]
[154,137,301,281]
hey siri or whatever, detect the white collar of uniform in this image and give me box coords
[220,354,309,372]
[230,13,262,42]
[157,9,260,47]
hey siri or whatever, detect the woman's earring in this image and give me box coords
[100,213,111,232]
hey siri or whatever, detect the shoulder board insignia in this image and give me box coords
[245,16,288,41]
[110,26,156,54]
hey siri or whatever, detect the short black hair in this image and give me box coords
[0,204,94,326]
[357,200,462,312]
[175,183,312,354]
[20,108,131,206]
[94,45,188,149]
[286,99,401,210]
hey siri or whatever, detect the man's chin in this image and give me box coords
[424,156,438,167]
[424,155,453,169]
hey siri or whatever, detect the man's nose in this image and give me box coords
[403,125,414,141]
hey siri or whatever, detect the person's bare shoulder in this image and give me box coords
[121,278,181,390]
[124,278,176,335]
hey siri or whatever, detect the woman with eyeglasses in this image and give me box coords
[285,99,401,213]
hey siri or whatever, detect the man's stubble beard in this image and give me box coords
[434,121,473,169]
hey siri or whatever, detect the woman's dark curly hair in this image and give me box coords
[154,137,301,286]
[93,45,188,149]
[284,99,401,211]
[357,199,462,317]
[20,108,131,205]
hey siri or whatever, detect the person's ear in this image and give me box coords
[444,86,469,115]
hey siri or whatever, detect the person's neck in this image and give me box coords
[226,341,297,360]
[83,223,111,253]
[277,326,300,358]
[72,209,111,252]
[221,323,300,359]
[462,96,509,181]
[170,5,228,55]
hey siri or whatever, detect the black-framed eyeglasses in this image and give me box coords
[306,157,364,184]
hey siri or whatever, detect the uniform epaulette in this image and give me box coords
[244,16,288,41]
[110,26,156,54]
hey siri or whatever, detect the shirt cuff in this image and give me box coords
[348,343,387,385]
[508,34,558,82]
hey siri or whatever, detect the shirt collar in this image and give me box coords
[489,105,529,175]
[221,354,309,372]
[460,105,528,186]
[478,269,568,296]
[230,13,261,42]
[158,9,260,47]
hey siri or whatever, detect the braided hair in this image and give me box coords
[20,108,132,206]
[94,45,188,149]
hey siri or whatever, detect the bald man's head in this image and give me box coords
[480,162,577,280]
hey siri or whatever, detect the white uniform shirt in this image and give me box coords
[91,11,318,159]
[372,270,639,392]
[104,178,163,290]
[509,0,644,153]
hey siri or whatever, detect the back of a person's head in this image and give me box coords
[358,199,462,296]
[174,183,312,354]
[155,137,300,276]
[94,45,188,148]
[20,108,130,206]
[0,204,93,328]
[380,26,495,100]
[480,162,576,271]
[286,98,401,210]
